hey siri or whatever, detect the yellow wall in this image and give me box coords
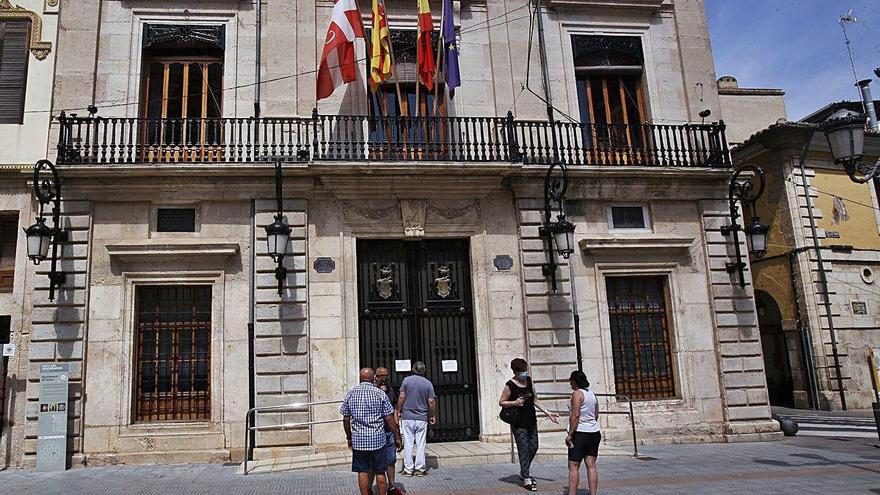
[812,170,880,249]
[749,154,792,258]
[747,153,797,322]
[752,257,797,321]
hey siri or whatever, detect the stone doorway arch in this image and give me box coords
[756,290,795,407]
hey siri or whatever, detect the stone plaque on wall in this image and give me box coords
[37,363,69,472]
[313,257,336,273]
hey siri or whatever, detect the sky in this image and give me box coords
[706,0,880,120]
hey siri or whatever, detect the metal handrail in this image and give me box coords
[510,392,639,459]
[243,399,343,475]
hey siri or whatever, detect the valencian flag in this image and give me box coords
[317,0,366,100]
[369,0,392,91]
[441,0,460,97]
[416,0,436,91]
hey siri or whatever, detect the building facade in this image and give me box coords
[738,101,880,411]
[0,0,780,468]
[0,0,59,469]
[717,75,787,147]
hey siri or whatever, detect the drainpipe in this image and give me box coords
[247,199,256,462]
[787,251,821,409]
[534,0,581,369]
[254,0,262,119]
[797,132,847,410]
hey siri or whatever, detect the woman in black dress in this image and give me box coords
[498,357,559,491]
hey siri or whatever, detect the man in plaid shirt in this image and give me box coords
[341,368,403,495]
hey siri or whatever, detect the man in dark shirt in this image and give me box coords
[374,367,402,494]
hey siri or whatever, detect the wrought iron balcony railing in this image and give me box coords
[56,110,730,168]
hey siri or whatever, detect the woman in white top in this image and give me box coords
[565,370,600,495]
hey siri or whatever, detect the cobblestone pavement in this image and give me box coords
[1,436,879,495]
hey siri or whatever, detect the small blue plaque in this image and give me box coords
[313,257,336,273]
[493,255,514,271]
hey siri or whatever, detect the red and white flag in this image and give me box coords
[317,0,366,100]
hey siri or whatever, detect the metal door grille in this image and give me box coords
[357,239,479,442]
[134,285,211,421]
[606,276,675,400]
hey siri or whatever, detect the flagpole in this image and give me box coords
[379,0,407,116]
[432,0,445,117]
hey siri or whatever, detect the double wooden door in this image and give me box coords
[357,239,479,442]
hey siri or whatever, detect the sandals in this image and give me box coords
[522,477,538,491]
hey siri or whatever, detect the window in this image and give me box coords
[134,286,211,422]
[571,35,646,163]
[0,20,30,124]
[608,205,650,231]
[0,216,17,292]
[606,276,675,400]
[156,208,196,233]
[140,24,225,162]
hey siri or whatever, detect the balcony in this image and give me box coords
[56,111,730,168]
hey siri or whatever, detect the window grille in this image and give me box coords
[606,276,675,400]
[134,286,211,422]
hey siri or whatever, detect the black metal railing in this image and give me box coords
[56,110,730,168]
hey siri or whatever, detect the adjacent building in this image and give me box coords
[737,100,880,410]
[0,0,59,468]
[717,75,787,146]
[0,0,780,468]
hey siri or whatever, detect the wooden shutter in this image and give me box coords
[0,20,30,124]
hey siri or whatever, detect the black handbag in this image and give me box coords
[499,405,520,425]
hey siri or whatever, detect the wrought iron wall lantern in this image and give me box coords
[24,160,67,301]
[821,111,880,183]
[720,164,769,288]
[539,162,575,292]
[265,159,290,296]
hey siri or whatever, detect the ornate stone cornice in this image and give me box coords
[0,0,52,60]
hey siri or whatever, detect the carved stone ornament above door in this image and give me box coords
[400,200,427,237]
[0,0,52,60]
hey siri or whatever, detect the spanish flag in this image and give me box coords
[369,0,392,92]
[416,0,435,91]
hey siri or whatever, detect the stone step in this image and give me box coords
[239,434,632,475]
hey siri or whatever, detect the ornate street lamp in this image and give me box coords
[720,164,769,288]
[265,159,290,296]
[539,162,583,371]
[540,162,572,289]
[821,110,880,183]
[24,160,67,301]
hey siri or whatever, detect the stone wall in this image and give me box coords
[24,199,92,466]
[700,199,777,439]
[252,199,310,457]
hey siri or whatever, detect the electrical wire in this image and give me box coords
[24,4,534,116]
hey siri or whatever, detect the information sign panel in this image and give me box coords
[36,363,69,472]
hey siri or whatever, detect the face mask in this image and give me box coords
[518,371,529,380]
[376,376,389,386]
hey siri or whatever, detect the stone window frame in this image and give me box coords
[559,21,659,126]
[149,203,202,238]
[117,271,226,435]
[606,203,652,233]
[594,263,684,404]
[125,10,237,120]
[0,0,52,60]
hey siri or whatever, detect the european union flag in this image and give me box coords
[441,0,461,97]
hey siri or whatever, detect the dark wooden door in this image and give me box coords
[357,239,479,442]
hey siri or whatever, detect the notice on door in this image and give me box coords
[442,360,458,373]
[395,359,411,372]
[37,363,69,472]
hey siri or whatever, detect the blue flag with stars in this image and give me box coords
[441,0,461,97]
